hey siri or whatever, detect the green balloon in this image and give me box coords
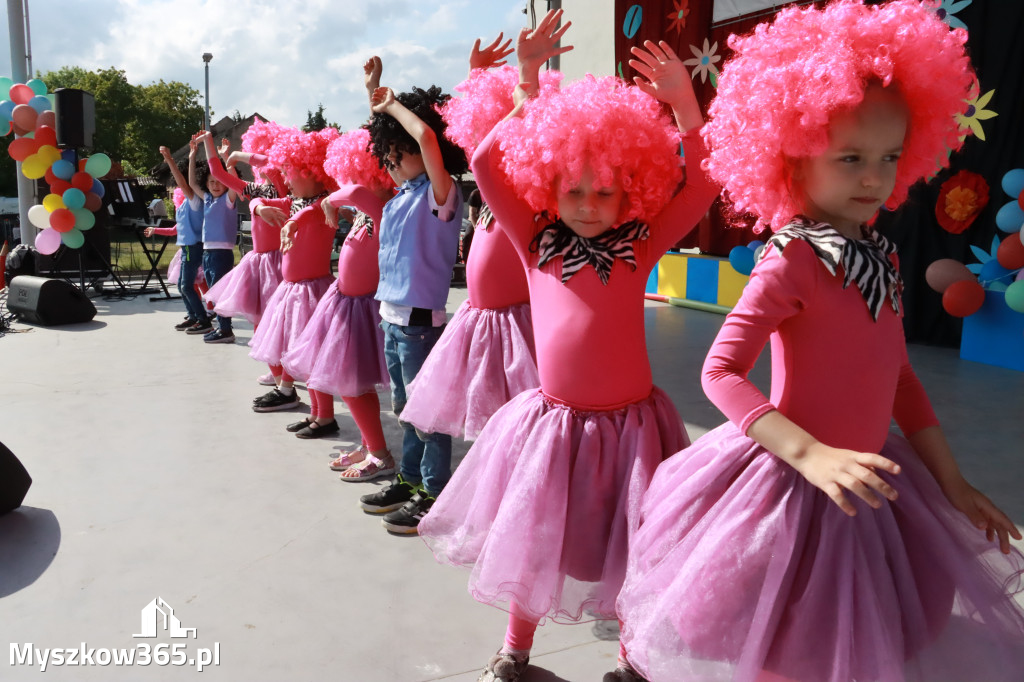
[72,208,96,230]
[26,78,47,96]
[0,77,13,97]
[1004,280,1024,314]
[84,153,112,178]
[61,228,85,249]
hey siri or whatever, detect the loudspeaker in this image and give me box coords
[7,276,97,326]
[53,88,96,149]
[0,441,31,515]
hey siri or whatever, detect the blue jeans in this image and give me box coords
[202,248,234,333]
[382,320,451,496]
[178,243,205,321]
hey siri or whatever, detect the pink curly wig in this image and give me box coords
[703,0,975,231]
[442,65,563,158]
[172,187,185,209]
[324,128,395,195]
[241,118,287,184]
[268,126,340,193]
[498,74,683,224]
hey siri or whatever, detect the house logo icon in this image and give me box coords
[132,597,197,639]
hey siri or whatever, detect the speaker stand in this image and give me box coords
[50,243,128,295]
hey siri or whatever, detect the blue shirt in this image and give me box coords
[175,196,203,246]
[201,192,237,248]
[376,174,463,311]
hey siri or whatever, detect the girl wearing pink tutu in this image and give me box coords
[417,11,720,681]
[400,39,554,441]
[280,128,394,450]
[615,3,1024,681]
[245,126,340,413]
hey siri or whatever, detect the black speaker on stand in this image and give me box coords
[53,88,95,149]
[7,275,97,325]
[0,441,32,515]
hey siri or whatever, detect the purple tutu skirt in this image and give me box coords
[280,289,388,397]
[248,276,334,365]
[167,249,204,288]
[419,386,688,624]
[401,301,538,439]
[617,422,1024,682]
[204,250,282,325]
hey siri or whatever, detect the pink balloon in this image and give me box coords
[37,110,55,129]
[11,103,37,131]
[9,83,33,105]
[925,259,974,294]
[34,227,62,255]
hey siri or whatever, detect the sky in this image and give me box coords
[2,0,531,133]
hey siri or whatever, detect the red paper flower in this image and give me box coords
[667,0,690,34]
[935,170,989,234]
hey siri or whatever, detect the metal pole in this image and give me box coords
[7,0,36,246]
[202,53,212,131]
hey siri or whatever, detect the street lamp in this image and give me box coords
[202,52,213,131]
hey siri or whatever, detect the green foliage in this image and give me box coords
[302,103,340,133]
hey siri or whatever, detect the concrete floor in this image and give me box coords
[0,279,1021,682]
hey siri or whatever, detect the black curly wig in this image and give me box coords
[177,156,209,189]
[366,85,469,177]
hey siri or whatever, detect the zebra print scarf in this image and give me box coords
[532,218,649,285]
[351,210,374,238]
[766,218,902,321]
[477,204,494,231]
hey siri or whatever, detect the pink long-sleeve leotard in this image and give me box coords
[328,185,384,296]
[465,212,529,309]
[472,127,720,409]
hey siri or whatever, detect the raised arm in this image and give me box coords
[629,40,703,133]
[161,146,194,200]
[469,32,514,74]
[200,131,247,197]
[371,86,452,205]
[364,56,382,112]
[187,135,204,198]
[516,8,573,99]
[324,184,386,229]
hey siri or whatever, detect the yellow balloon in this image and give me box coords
[42,193,65,212]
[21,155,47,179]
[38,145,61,164]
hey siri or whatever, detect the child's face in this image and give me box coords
[384,145,426,184]
[206,176,227,197]
[286,171,323,199]
[556,165,625,238]
[796,86,907,237]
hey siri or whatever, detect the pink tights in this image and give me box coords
[503,603,538,653]
[341,392,386,452]
[309,389,334,420]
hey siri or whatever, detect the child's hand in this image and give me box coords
[321,196,338,229]
[187,138,197,155]
[218,137,231,159]
[364,56,382,93]
[370,86,396,114]
[470,32,513,71]
[516,8,573,71]
[629,40,690,105]
[256,204,287,228]
[143,227,155,237]
[791,443,901,517]
[280,222,297,253]
[159,145,172,159]
[942,477,1022,554]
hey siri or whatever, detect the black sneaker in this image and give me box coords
[381,491,435,534]
[359,475,417,514]
[251,388,300,412]
[185,318,213,335]
[203,328,235,344]
[174,317,197,331]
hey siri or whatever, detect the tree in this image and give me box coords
[302,104,340,133]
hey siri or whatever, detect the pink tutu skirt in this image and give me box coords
[204,250,282,325]
[166,249,204,288]
[248,275,334,365]
[280,289,388,397]
[401,301,538,440]
[617,422,1024,682]
[419,386,688,625]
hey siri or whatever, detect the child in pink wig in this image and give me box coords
[280,127,395,448]
[399,38,562,442]
[417,10,720,682]
[614,2,1024,681]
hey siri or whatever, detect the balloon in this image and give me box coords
[42,193,65,212]
[28,95,50,114]
[995,200,1024,233]
[9,83,32,105]
[51,159,75,180]
[729,245,756,275]
[49,179,72,195]
[979,259,1013,289]
[61,229,85,249]
[1002,169,1024,198]
[37,109,55,129]
[72,208,95,230]
[0,99,14,122]
[0,77,13,95]
[37,144,61,164]
[1,120,9,137]
[21,155,48,179]
[8,135,40,161]
[44,166,59,186]
[752,244,766,261]
[84,192,102,212]
[1005,280,1024,314]
[942,279,985,317]
[11,121,30,137]
[91,178,105,197]
[62,188,86,210]
[84,153,112,178]
[996,235,1024,271]
[26,78,47,96]
[11,103,37,130]
[71,171,93,191]
[746,240,765,251]
[34,227,62,255]
[925,258,973,293]
[27,204,51,229]
[49,208,76,232]
[34,125,56,147]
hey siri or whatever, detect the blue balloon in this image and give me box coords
[729,245,756,276]
[746,239,765,251]
[1002,169,1024,198]
[0,99,14,122]
[61,148,76,163]
[91,178,105,198]
[28,95,50,114]
[979,259,1013,290]
[995,200,1024,233]
[51,159,75,180]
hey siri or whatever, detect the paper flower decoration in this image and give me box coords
[935,0,972,30]
[967,236,1015,292]
[684,39,720,86]
[667,0,690,34]
[955,88,997,141]
[935,170,989,234]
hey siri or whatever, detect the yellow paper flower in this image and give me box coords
[955,89,997,141]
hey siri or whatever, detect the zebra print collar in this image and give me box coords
[351,210,374,238]
[532,218,649,285]
[767,219,902,321]
[477,204,495,232]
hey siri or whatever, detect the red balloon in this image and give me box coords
[942,279,985,317]
[49,208,76,233]
[11,122,31,137]
[44,166,59,186]
[34,125,57,148]
[37,110,55,129]
[72,171,94,192]
[9,83,33,105]
[9,136,41,161]
[11,103,38,131]
[996,234,1024,271]
[84,192,102,212]
[49,179,72,195]
[78,159,88,172]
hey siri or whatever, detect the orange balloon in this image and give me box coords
[942,279,985,317]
